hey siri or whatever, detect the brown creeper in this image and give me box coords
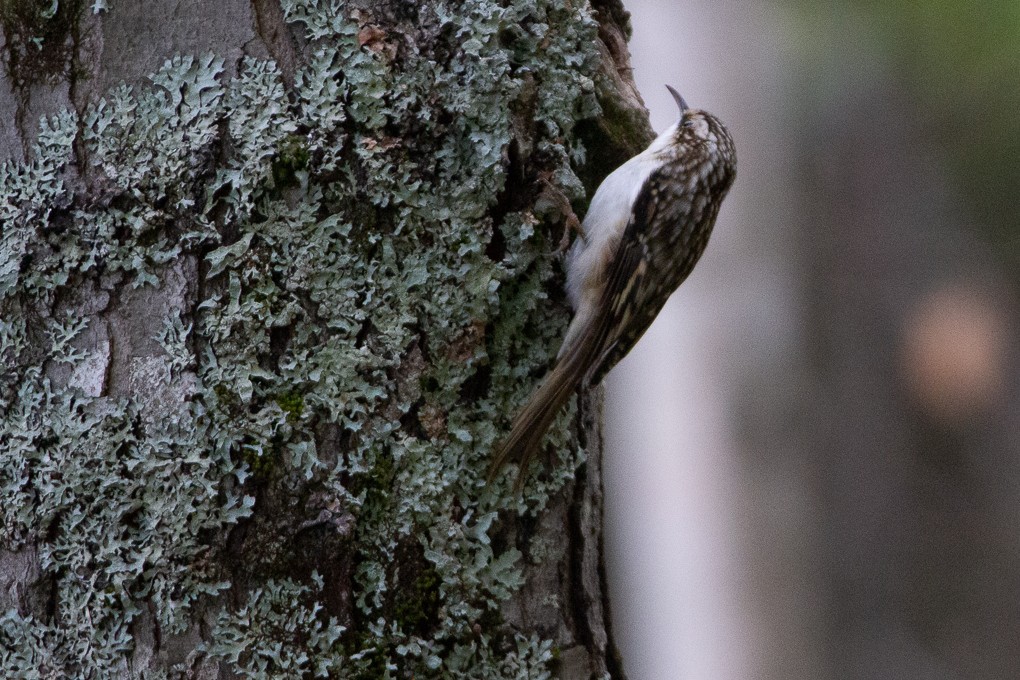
[490,86,737,488]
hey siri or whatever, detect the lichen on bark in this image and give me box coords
[0,0,649,676]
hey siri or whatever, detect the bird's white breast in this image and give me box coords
[564,122,679,311]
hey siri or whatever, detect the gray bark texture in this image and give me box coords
[0,0,652,677]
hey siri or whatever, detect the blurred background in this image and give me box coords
[603,1,1020,679]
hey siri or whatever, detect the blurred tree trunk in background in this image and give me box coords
[792,26,1020,678]
[740,7,1020,680]
[0,0,652,676]
[608,3,1020,680]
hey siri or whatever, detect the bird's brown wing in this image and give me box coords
[585,165,700,385]
[485,174,671,487]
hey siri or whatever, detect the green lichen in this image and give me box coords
[0,0,608,676]
[201,574,347,678]
[271,134,311,191]
[275,390,306,423]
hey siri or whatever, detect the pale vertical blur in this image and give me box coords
[605,1,803,678]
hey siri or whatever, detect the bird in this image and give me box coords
[489,85,737,489]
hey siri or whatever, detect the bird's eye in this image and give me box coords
[683,118,696,128]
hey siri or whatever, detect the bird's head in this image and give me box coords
[669,84,734,158]
[664,84,736,180]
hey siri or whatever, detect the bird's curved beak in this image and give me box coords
[665,84,689,117]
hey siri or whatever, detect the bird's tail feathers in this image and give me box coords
[488,339,592,490]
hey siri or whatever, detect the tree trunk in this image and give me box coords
[0,0,651,677]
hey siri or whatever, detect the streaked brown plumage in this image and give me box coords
[490,86,737,489]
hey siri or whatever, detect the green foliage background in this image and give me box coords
[793,1,1020,268]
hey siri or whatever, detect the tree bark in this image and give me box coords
[0,0,651,677]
